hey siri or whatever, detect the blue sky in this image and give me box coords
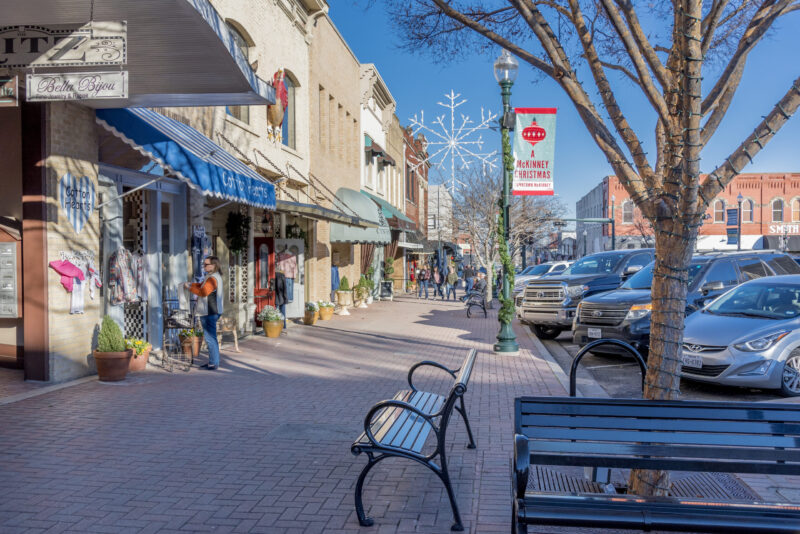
[330,3,800,218]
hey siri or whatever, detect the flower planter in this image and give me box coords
[336,290,353,308]
[366,295,374,304]
[93,350,133,382]
[303,310,318,325]
[179,336,201,363]
[319,307,334,320]
[128,348,150,372]
[264,320,283,338]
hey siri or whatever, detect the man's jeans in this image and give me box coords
[417,280,429,298]
[446,284,457,300]
[434,283,444,299]
[466,277,475,293]
[201,313,220,367]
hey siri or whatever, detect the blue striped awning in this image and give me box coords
[96,108,276,210]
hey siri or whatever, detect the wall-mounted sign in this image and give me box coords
[0,76,18,107]
[0,243,17,318]
[769,224,800,235]
[512,107,557,196]
[0,21,126,68]
[27,71,127,101]
[59,173,95,235]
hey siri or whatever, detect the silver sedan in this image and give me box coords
[682,275,800,396]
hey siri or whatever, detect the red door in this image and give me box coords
[254,237,275,325]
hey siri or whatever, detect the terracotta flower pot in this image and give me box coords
[319,307,334,320]
[94,349,133,382]
[128,348,150,372]
[303,310,318,325]
[264,320,283,338]
[179,336,201,363]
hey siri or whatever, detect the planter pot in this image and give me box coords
[93,349,133,382]
[366,296,374,304]
[179,335,202,361]
[336,290,353,308]
[319,307,334,320]
[303,310,318,325]
[128,348,150,372]
[264,320,283,338]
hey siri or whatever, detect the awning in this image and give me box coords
[96,108,276,209]
[330,188,391,244]
[398,231,423,249]
[275,200,378,228]
[695,234,766,251]
[762,235,800,251]
[361,190,415,231]
[2,0,276,107]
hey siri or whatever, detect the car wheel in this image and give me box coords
[532,325,562,340]
[780,350,800,397]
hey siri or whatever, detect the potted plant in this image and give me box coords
[318,300,335,320]
[336,276,353,312]
[93,316,132,382]
[258,305,284,338]
[304,301,319,325]
[125,337,152,372]
[179,327,203,362]
[355,276,370,308]
[364,269,376,304]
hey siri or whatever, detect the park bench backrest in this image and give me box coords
[438,349,478,440]
[515,396,800,475]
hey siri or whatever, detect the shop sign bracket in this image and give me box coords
[95,175,165,210]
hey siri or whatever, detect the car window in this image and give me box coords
[551,264,566,272]
[621,260,706,290]
[766,255,800,275]
[735,258,769,281]
[623,253,652,272]
[707,283,800,319]
[702,260,738,287]
[569,253,627,275]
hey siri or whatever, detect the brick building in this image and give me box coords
[576,173,800,256]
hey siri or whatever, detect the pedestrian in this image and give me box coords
[417,267,430,299]
[473,271,488,296]
[464,264,475,293]
[446,269,458,300]
[432,266,444,299]
[185,256,223,370]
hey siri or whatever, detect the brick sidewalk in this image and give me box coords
[0,296,568,533]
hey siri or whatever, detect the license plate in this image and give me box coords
[587,328,602,339]
[682,352,703,369]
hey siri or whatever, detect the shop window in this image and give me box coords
[226,22,252,124]
[621,201,634,224]
[792,198,800,222]
[772,199,784,222]
[742,199,753,222]
[282,73,297,150]
[713,199,725,223]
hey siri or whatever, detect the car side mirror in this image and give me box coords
[701,280,724,295]
[623,265,643,277]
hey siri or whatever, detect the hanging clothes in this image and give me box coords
[331,266,340,293]
[70,278,85,314]
[276,250,297,278]
[191,225,212,283]
[48,260,85,292]
[86,259,102,300]
[108,248,147,305]
[274,271,287,307]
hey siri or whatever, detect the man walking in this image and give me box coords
[432,266,444,299]
[446,269,458,301]
[464,264,475,293]
[417,267,430,299]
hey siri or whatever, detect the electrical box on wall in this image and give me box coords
[0,239,19,318]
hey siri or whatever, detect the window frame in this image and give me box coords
[772,198,785,223]
[281,73,298,150]
[225,22,252,125]
[713,199,725,223]
[742,199,754,223]
[621,200,634,224]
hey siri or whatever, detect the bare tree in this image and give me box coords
[633,210,654,248]
[454,168,563,301]
[383,0,800,495]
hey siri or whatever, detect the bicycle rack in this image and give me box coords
[569,338,648,397]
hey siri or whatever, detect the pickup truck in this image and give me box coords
[518,249,654,339]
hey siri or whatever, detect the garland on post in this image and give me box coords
[496,127,516,324]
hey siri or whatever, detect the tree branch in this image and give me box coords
[599,60,643,87]
[615,0,671,90]
[701,0,730,55]
[700,62,745,145]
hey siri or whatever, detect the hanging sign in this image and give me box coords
[27,71,127,101]
[0,21,126,68]
[512,107,557,196]
[0,76,19,107]
[59,173,95,235]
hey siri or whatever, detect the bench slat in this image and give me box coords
[387,392,441,451]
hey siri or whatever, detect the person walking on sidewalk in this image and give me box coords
[446,270,458,301]
[185,256,223,370]
[417,267,430,299]
[432,266,444,299]
[464,264,475,293]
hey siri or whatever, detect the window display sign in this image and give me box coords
[0,21,126,68]
[512,107,557,196]
[0,243,17,318]
[0,76,18,107]
[27,71,128,101]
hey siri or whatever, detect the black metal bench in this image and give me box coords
[464,289,487,318]
[513,396,800,533]
[351,348,478,531]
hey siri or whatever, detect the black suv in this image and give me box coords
[518,249,655,339]
[572,250,800,354]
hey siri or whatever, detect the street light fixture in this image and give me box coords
[737,192,743,252]
[493,49,519,354]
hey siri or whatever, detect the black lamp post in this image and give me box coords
[493,49,520,354]
[737,192,743,252]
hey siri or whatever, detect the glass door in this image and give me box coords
[254,237,275,325]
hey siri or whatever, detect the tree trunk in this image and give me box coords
[628,228,695,496]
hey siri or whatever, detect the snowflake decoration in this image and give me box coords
[409,90,498,194]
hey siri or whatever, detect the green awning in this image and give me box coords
[361,190,415,231]
[330,188,391,244]
[275,200,377,228]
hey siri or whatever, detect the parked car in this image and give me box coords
[518,249,654,339]
[572,250,800,354]
[682,275,800,396]
[513,261,572,303]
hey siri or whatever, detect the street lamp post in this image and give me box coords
[737,192,743,252]
[493,49,519,354]
[610,195,616,250]
[583,229,588,257]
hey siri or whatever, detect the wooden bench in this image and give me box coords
[351,349,478,531]
[512,396,800,533]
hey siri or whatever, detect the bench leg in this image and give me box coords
[436,461,464,531]
[354,453,387,527]
[232,329,240,352]
[456,396,476,449]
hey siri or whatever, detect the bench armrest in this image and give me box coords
[513,434,530,500]
[407,361,457,391]
[364,399,439,449]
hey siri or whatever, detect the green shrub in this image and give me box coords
[97,316,125,352]
[384,259,395,277]
[339,276,350,291]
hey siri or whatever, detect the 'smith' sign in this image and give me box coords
[27,71,127,101]
[512,108,557,196]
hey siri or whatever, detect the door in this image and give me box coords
[254,237,275,325]
[275,238,304,318]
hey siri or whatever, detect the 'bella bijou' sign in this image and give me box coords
[26,71,127,101]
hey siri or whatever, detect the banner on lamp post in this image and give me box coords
[512,107,557,196]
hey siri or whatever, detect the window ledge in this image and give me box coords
[225,114,260,137]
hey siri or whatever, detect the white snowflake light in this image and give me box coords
[409,90,498,193]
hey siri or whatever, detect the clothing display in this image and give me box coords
[191,225,212,283]
[331,266,340,293]
[108,248,147,305]
[276,251,297,278]
[86,259,102,300]
[48,260,85,292]
[285,277,294,303]
[70,279,85,314]
[273,271,287,307]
